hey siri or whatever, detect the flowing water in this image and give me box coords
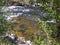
[0,6,55,23]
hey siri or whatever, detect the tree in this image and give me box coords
[29,0,35,5]
[0,0,6,6]
[0,15,9,35]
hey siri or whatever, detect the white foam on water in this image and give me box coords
[46,19,56,23]
[22,9,30,12]
[8,6,16,9]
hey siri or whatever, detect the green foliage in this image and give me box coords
[32,17,55,45]
[0,15,8,35]
[41,5,56,21]
[36,0,50,4]
[0,15,13,45]
[29,0,35,5]
[32,0,57,45]
[0,0,6,6]
[36,0,40,3]
[55,0,60,23]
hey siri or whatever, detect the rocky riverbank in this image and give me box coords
[6,0,43,7]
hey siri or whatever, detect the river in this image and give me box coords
[0,6,55,23]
